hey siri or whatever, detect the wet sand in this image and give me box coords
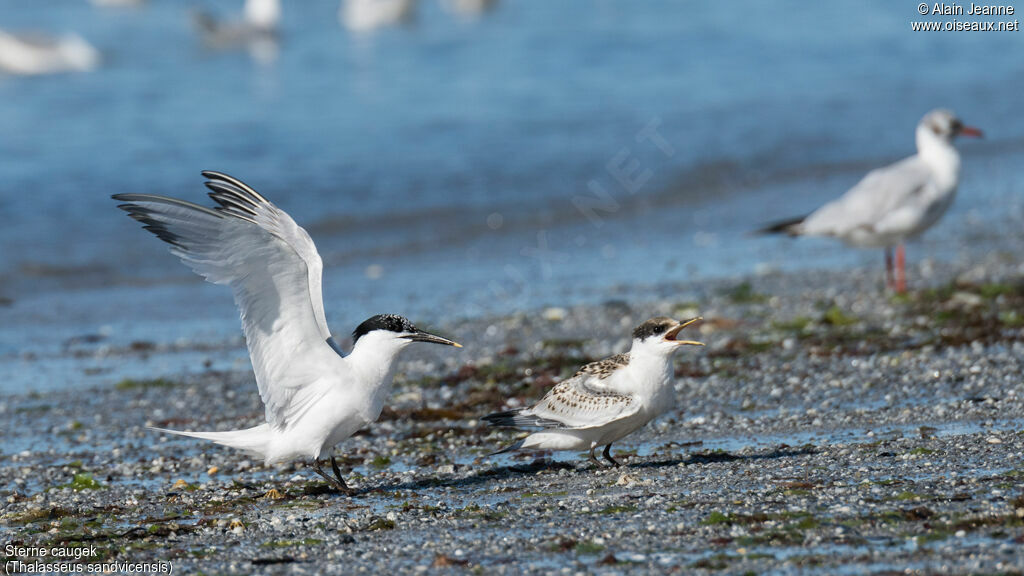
[3,256,1024,574]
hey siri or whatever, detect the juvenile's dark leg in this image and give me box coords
[602,444,621,467]
[588,446,603,468]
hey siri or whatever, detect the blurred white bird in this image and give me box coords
[484,317,703,467]
[341,0,416,32]
[759,109,982,292]
[0,30,100,75]
[114,171,462,494]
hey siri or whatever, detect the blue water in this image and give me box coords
[1,0,1023,392]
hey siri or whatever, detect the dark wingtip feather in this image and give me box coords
[753,215,807,236]
[477,407,512,426]
[482,409,523,428]
[114,200,186,248]
[201,170,269,204]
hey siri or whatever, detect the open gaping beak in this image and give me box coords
[959,125,984,138]
[402,330,463,347]
[664,317,704,346]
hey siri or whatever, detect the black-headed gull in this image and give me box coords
[760,109,982,292]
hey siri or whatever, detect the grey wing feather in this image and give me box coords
[508,372,640,430]
[113,172,336,430]
[801,156,933,237]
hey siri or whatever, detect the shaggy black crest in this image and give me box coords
[632,317,676,340]
[352,314,416,343]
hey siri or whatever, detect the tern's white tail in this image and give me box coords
[150,424,271,459]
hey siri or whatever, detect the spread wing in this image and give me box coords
[801,155,934,237]
[114,171,339,430]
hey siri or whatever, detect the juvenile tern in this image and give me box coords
[483,317,703,466]
[113,171,461,493]
[759,109,982,293]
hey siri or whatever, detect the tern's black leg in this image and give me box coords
[587,446,604,468]
[602,444,621,467]
[310,459,356,495]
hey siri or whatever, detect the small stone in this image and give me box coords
[542,307,567,322]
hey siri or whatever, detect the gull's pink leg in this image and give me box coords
[884,247,894,290]
[895,244,907,293]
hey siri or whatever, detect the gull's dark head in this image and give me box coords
[632,316,704,355]
[352,314,462,349]
[919,108,983,143]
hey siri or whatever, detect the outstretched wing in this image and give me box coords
[114,171,338,430]
[802,156,934,237]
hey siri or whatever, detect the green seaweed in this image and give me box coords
[574,540,604,555]
[822,305,857,327]
[61,473,103,491]
[725,282,768,304]
[115,378,178,390]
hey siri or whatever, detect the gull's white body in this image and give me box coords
[516,346,677,452]
[115,173,416,466]
[794,112,964,248]
[0,30,100,75]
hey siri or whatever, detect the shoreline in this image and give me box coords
[3,258,1024,573]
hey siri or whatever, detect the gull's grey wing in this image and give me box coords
[114,171,337,430]
[800,155,934,237]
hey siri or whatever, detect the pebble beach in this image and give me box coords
[4,255,1024,575]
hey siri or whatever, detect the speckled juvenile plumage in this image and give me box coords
[483,316,704,466]
[576,352,631,379]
